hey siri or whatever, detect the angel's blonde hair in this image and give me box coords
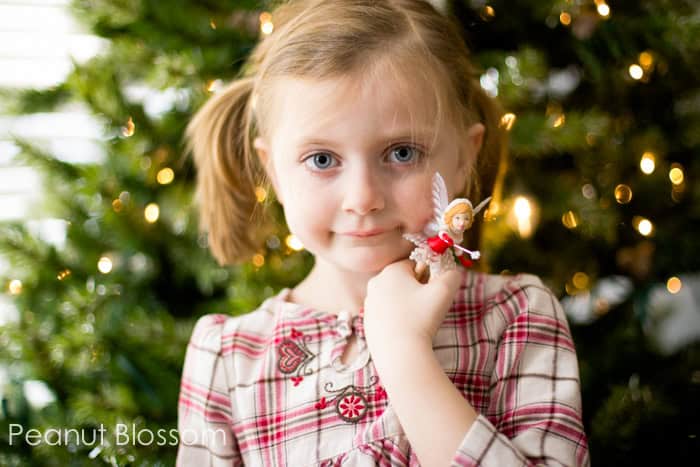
[444,202,474,230]
[185,0,508,265]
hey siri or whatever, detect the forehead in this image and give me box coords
[265,62,445,149]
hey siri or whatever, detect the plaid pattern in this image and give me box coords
[177,271,590,466]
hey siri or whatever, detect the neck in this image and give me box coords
[288,257,377,318]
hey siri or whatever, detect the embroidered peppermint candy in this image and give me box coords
[336,390,367,423]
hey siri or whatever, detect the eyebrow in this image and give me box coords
[295,129,436,147]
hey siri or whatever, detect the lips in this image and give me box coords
[341,228,389,238]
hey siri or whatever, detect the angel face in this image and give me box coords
[444,202,474,234]
[450,212,473,233]
[254,68,482,275]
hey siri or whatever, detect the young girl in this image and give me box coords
[177,1,590,466]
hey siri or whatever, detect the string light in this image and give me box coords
[614,184,633,204]
[513,196,534,238]
[98,257,113,274]
[551,113,566,128]
[285,234,304,251]
[559,12,572,26]
[207,79,223,93]
[112,199,123,212]
[480,5,495,21]
[255,186,267,203]
[157,168,175,185]
[572,272,589,290]
[639,51,654,70]
[260,12,274,35]
[499,113,517,131]
[628,64,643,80]
[121,117,135,137]
[666,277,682,294]
[252,254,265,268]
[633,216,653,236]
[144,203,160,223]
[596,1,611,18]
[57,269,71,280]
[669,164,684,185]
[562,210,579,229]
[582,184,596,199]
[640,152,656,174]
[8,279,22,295]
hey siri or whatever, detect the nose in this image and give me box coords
[341,165,385,215]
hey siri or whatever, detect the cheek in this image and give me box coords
[394,175,434,232]
[282,187,333,238]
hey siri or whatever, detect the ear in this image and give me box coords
[253,136,283,205]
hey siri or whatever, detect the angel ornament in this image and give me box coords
[404,172,491,278]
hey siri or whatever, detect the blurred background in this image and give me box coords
[0,0,698,465]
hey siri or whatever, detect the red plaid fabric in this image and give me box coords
[176,271,590,466]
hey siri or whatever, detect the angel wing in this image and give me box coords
[432,172,449,226]
[402,232,428,247]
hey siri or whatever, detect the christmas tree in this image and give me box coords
[1,0,698,465]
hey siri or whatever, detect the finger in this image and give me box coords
[425,268,461,300]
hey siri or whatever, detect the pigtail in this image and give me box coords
[464,86,509,252]
[185,77,265,265]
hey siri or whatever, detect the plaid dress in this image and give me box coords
[176,271,590,466]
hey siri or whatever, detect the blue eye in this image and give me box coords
[388,145,421,164]
[304,152,337,171]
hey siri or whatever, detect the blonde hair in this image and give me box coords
[185,0,508,265]
[444,202,473,230]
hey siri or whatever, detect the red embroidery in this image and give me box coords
[277,328,317,378]
[314,397,328,410]
[337,391,367,422]
[374,386,386,401]
[278,339,309,373]
[315,375,383,423]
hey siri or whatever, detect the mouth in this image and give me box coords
[341,228,391,238]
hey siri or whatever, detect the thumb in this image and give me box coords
[424,268,461,308]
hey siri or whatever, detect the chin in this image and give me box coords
[337,248,409,274]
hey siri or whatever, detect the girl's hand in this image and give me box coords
[363,259,461,352]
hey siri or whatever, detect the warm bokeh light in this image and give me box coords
[260,12,273,35]
[597,2,610,17]
[640,152,655,174]
[559,12,571,26]
[669,165,684,185]
[499,113,516,131]
[97,256,113,274]
[614,184,633,204]
[255,186,267,203]
[56,269,71,280]
[252,254,265,268]
[639,51,654,69]
[144,203,159,223]
[629,64,643,80]
[8,279,22,295]
[122,116,135,137]
[552,113,566,128]
[562,210,579,229]
[156,167,174,185]
[513,196,534,238]
[285,234,304,251]
[634,217,653,236]
[666,276,682,294]
[573,272,589,290]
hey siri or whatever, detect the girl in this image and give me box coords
[177,1,590,466]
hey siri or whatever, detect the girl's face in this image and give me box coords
[255,72,483,274]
